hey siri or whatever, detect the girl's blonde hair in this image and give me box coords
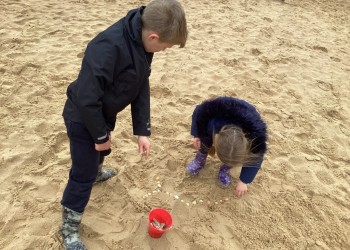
[142,0,188,47]
[213,125,259,167]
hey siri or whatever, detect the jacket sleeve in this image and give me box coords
[239,155,264,183]
[190,105,200,137]
[74,36,117,144]
[191,103,213,147]
[131,78,151,136]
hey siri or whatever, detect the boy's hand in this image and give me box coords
[193,137,201,149]
[235,180,248,197]
[95,140,111,151]
[138,136,151,159]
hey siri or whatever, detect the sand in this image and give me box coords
[0,0,349,249]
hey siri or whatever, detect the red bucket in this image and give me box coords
[148,208,173,238]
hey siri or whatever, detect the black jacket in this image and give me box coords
[63,7,153,144]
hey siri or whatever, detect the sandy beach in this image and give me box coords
[0,0,349,249]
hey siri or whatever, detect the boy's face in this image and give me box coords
[142,31,173,52]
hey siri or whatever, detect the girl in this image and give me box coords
[187,96,267,197]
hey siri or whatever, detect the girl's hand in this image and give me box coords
[193,137,201,150]
[138,136,151,159]
[235,180,248,197]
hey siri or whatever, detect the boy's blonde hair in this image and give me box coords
[213,125,259,167]
[142,0,188,47]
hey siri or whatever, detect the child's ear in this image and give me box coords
[148,33,159,40]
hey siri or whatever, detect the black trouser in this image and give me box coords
[61,120,106,213]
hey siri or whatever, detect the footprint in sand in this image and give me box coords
[315,171,335,185]
[316,80,333,92]
[312,45,328,53]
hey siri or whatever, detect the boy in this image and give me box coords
[60,0,188,249]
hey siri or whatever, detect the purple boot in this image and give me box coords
[218,165,232,186]
[187,151,208,175]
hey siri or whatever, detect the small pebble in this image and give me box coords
[186,203,190,206]
[174,195,179,199]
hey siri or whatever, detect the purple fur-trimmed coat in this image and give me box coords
[190,96,268,184]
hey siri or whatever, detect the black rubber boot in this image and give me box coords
[94,163,116,183]
[61,207,87,250]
